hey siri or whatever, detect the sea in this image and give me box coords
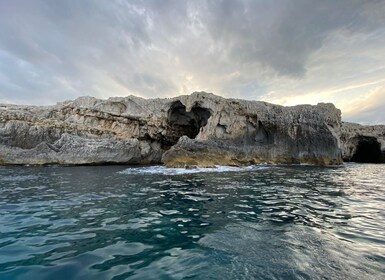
[0,163,384,280]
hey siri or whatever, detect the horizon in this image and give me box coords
[1,1,385,124]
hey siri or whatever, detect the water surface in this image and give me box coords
[0,164,384,279]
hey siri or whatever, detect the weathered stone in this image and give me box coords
[0,92,343,166]
[340,122,385,163]
[162,94,343,167]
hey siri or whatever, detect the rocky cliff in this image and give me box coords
[340,122,385,163]
[0,92,343,166]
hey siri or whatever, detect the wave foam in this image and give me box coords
[118,165,269,175]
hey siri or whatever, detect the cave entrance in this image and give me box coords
[351,136,382,163]
[165,101,211,147]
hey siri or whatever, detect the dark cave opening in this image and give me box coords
[351,136,382,163]
[165,101,211,147]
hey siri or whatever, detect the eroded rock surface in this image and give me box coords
[340,122,385,163]
[0,92,343,166]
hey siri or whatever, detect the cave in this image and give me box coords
[351,136,382,163]
[165,101,211,147]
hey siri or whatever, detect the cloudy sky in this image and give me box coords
[0,0,384,124]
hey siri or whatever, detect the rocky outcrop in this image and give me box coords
[340,122,385,163]
[162,96,342,166]
[0,92,343,166]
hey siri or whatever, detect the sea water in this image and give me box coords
[0,163,384,279]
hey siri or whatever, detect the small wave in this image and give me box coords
[118,165,269,175]
[0,175,39,182]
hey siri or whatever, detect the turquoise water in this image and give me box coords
[0,164,384,279]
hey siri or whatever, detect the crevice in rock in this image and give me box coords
[164,101,211,148]
[351,136,382,163]
[255,121,272,145]
[242,118,273,145]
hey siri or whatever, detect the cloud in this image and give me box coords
[200,0,372,76]
[0,0,384,123]
[342,86,385,124]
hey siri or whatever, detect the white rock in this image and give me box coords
[0,92,347,166]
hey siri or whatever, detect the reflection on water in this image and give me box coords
[0,164,384,279]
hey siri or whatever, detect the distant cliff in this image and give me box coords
[0,92,344,166]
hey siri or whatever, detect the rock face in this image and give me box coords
[0,92,343,166]
[340,122,385,163]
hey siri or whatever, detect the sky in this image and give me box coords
[0,0,385,124]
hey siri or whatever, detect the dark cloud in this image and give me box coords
[201,0,372,76]
[0,0,384,123]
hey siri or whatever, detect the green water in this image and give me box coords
[0,164,384,279]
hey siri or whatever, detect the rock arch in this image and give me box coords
[166,101,211,146]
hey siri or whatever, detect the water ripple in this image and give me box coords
[0,164,384,279]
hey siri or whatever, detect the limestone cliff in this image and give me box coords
[340,122,385,163]
[0,92,343,166]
